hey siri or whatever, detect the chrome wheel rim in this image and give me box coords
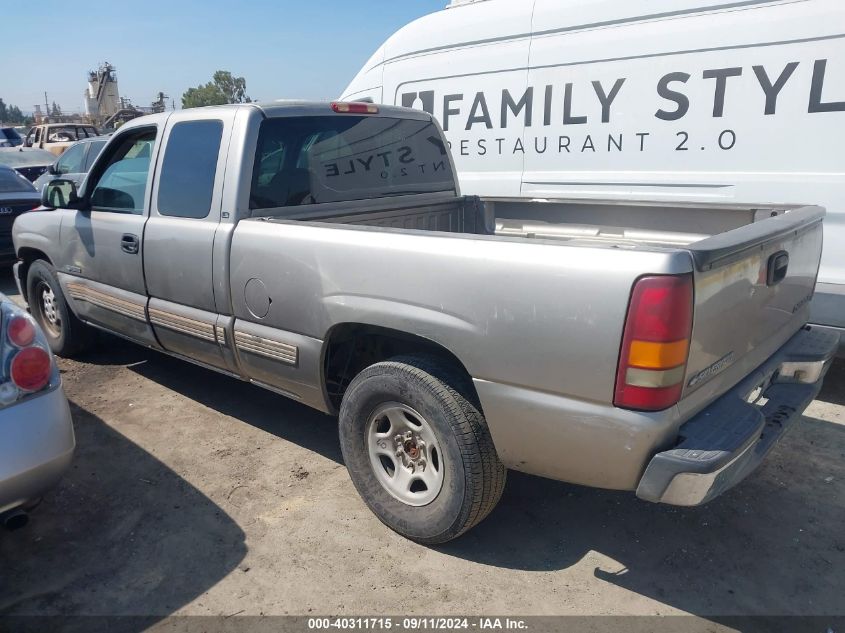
[367,402,444,507]
[37,282,61,337]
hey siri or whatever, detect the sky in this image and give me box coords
[1,0,445,114]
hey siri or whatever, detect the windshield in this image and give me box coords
[250,115,455,211]
[0,149,56,167]
[0,168,36,193]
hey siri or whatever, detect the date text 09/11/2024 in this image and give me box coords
[307,617,529,630]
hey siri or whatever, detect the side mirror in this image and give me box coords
[48,162,59,175]
[41,178,82,209]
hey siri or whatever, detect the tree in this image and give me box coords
[0,98,32,125]
[182,70,251,109]
[9,105,30,125]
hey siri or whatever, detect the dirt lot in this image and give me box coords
[1,270,844,621]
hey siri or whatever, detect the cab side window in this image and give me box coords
[89,128,157,214]
[157,120,223,219]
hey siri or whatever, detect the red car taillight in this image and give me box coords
[8,316,36,347]
[614,274,694,411]
[11,347,51,391]
[0,307,57,405]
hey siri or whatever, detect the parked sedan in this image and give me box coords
[0,165,40,265]
[32,136,108,192]
[0,127,24,148]
[0,148,56,182]
[0,294,74,530]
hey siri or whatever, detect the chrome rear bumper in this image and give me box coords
[637,326,839,506]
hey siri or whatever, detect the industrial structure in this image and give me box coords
[80,62,170,128]
[27,61,170,129]
[84,62,122,120]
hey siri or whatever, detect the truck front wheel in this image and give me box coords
[339,355,506,544]
[26,260,92,357]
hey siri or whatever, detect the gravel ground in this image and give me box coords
[1,271,843,622]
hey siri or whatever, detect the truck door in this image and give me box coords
[142,108,236,372]
[57,122,161,346]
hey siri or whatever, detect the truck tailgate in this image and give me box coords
[682,206,825,402]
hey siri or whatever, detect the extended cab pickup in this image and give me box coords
[13,102,839,543]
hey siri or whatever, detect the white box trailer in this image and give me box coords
[341,0,845,341]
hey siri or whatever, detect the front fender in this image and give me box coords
[12,208,64,264]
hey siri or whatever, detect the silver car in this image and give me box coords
[32,136,109,193]
[0,294,74,530]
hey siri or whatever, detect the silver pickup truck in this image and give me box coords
[12,101,839,543]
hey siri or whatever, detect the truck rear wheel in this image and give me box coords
[339,355,506,544]
[26,260,92,357]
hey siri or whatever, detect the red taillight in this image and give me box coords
[8,316,36,347]
[10,346,52,392]
[331,101,379,114]
[614,275,694,411]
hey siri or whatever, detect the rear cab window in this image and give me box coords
[249,115,455,213]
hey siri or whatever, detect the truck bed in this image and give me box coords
[258,195,824,422]
[266,195,492,235]
[271,193,804,252]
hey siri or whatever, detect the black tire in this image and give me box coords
[339,355,506,544]
[26,260,93,357]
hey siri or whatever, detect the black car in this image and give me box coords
[0,165,40,265]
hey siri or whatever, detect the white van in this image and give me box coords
[342,0,845,340]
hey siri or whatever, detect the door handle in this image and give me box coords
[121,233,140,255]
[767,251,789,286]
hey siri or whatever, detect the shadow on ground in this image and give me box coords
[90,337,845,615]
[80,336,343,465]
[0,401,247,623]
[437,403,845,615]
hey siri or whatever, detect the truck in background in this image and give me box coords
[24,123,101,157]
[341,0,845,346]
